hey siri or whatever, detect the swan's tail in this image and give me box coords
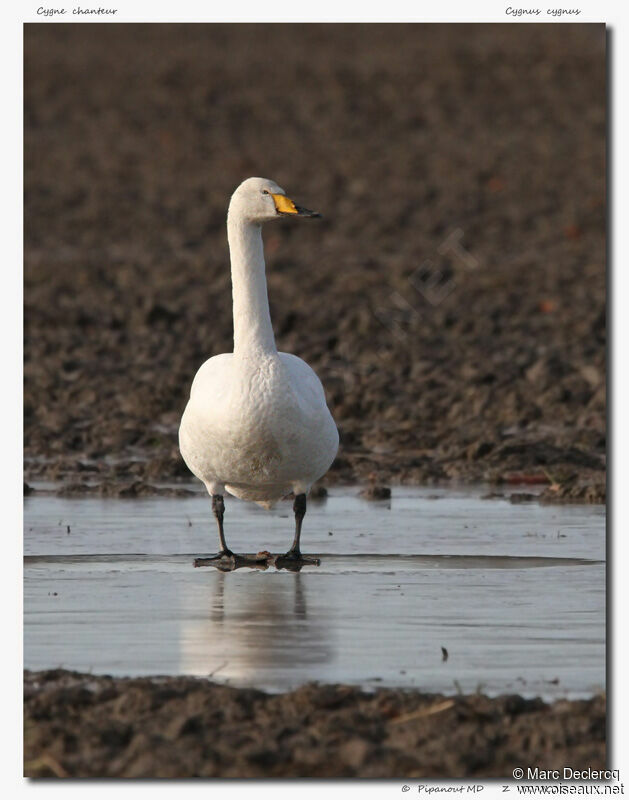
[225,483,286,509]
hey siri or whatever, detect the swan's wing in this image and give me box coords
[188,353,233,399]
[278,352,329,409]
[279,352,339,477]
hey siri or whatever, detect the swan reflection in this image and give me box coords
[179,570,334,688]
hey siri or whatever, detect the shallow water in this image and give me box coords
[24,487,605,700]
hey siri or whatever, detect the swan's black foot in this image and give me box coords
[194,551,272,571]
[280,548,302,561]
[193,550,235,568]
[275,550,321,572]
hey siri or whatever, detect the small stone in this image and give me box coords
[359,485,391,500]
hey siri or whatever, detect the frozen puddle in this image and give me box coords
[24,487,605,700]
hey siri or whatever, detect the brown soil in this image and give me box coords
[24,24,605,496]
[24,669,605,779]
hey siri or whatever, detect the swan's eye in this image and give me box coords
[262,190,270,195]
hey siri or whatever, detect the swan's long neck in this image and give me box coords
[227,212,277,357]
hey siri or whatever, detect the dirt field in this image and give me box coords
[24,669,605,779]
[24,23,606,500]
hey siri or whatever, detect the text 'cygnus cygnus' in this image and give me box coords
[179,177,339,564]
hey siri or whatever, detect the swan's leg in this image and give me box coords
[212,494,233,557]
[282,493,307,559]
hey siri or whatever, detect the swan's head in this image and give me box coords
[228,177,321,224]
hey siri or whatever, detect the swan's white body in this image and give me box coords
[179,178,338,508]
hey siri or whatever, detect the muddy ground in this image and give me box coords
[24,24,606,500]
[24,669,605,779]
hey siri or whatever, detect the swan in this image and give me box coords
[179,177,339,561]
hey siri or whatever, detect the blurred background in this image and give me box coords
[24,24,606,495]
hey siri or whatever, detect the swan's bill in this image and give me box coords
[271,193,321,218]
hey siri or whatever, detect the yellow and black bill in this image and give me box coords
[271,193,321,218]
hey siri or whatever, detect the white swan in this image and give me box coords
[179,177,339,560]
